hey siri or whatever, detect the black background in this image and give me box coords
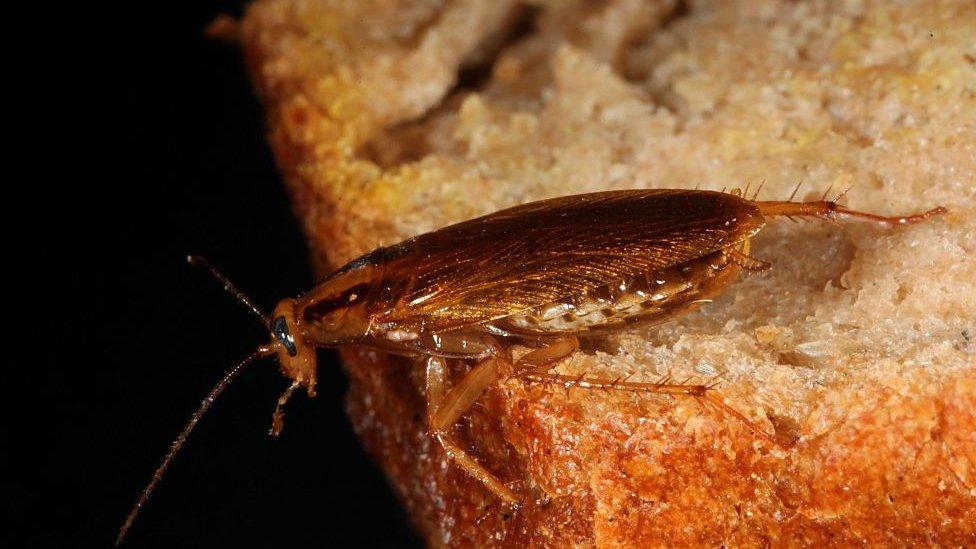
[37,2,421,547]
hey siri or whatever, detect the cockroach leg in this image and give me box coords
[726,248,771,272]
[424,356,447,419]
[521,371,780,445]
[429,356,506,434]
[424,356,520,505]
[751,179,766,201]
[269,379,302,437]
[696,393,780,446]
[756,199,947,226]
[520,371,709,396]
[833,184,854,204]
[414,331,501,360]
[513,336,579,376]
[820,182,835,201]
[788,180,804,201]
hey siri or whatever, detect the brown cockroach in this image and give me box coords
[117,187,946,543]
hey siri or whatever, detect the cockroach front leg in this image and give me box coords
[424,355,520,505]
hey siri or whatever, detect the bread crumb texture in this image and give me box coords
[242,0,975,545]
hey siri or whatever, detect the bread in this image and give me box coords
[240,0,976,544]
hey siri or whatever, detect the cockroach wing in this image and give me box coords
[368,190,764,333]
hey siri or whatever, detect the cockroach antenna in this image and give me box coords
[116,345,276,545]
[187,255,270,325]
[117,257,277,545]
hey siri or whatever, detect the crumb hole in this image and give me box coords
[766,412,802,447]
[578,335,621,354]
[895,283,910,304]
[356,5,539,168]
[869,173,885,189]
[776,349,826,369]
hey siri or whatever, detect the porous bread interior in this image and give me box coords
[242,0,975,545]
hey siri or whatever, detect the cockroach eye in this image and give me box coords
[272,316,298,356]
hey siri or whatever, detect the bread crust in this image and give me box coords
[241,0,976,545]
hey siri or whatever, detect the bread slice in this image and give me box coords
[241,0,976,544]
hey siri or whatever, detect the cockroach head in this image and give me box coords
[270,298,317,395]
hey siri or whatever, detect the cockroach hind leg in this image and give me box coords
[788,179,804,201]
[435,433,521,506]
[680,372,781,445]
[522,370,780,445]
[751,178,766,201]
[521,370,710,397]
[727,248,772,272]
[697,392,781,446]
[424,355,521,505]
[820,182,835,201]
[830,203,948,226]
[513,336,579,377]
[833,183,854,204]
[756,198,947,227]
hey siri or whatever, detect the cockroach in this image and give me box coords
[117,187,946,543]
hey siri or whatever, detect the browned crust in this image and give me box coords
[343,345,974,546]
